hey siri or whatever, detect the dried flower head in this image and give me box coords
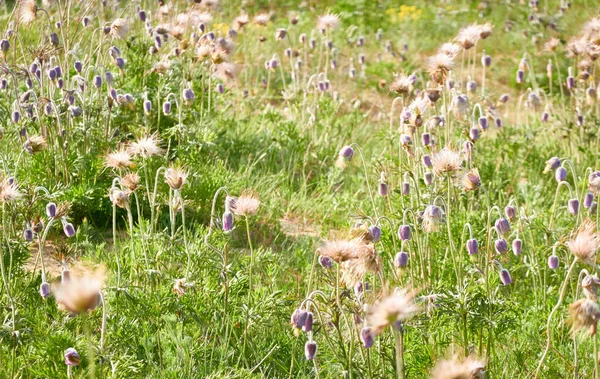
[456,25,481,50]
[173,278,192,296]
[567,221,600,266]
[254,13,270,26]
[431,356,487,379]
[317,13,341,31]
[23,135,48,154]
[544,37,560,52]
[164,167,189,190]
[128,134,163,158]
[583,274,600,301]
[589,171,600,195]
[106,149,134,169]
[17,0,38,25]
[439,42,462,58]
[232,190,260,216]
[0,178,21,202]
[432,148,463,176]
[121,173,140,192]
[427,53,454,83]
[369,289,419,335]
[390,74,415,95]
[340,242,380,285]
[569,298,600,335]
[110,18,130,40]
[233,14,249,30]
[53,266,106,315]
[318,238,365,262]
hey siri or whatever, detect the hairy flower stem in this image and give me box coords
[535,258,578,378]
[394,328,404,379]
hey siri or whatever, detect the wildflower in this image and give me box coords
[456,25,481,49]
[110,18,130,39]
[567,221,600,266]
[305,341,317,360]
[369,225,381,242]
[105,149,134,169]
[569,298,600,335]
[512,239,522,255]
[466,238,478,255]
[422,205,444,232]
[479,23,493,39]
[53,266,105,315]
[555,166,567,182]
[121,173,140,192]
[427,53,454,83]
[589,171,600,195]
[461,169,480,191]
[64,348,80,366]
[319,255,332,268]
[451,94,469,120]
[128,134,163,158]
[495,238,508,253]
[317,13,341,31]
[438,42,462,58]
[360,327,374,348]
[46,202,57,218]
[39,282,50,298]
[291,309,308,329]
[164,167,189,190]
[584,192,594,209]
[431,356,486,379]
[389,74,415,95]
[431,148,462,176]
[569,199,580,215]
[17,0,38,25]
[394,251,409,267]
[544,157,561,173]
[398,225,411,241]
[231,190,260,216]
[336,145,354,168]
[23,135,48,154]
[495,218,510,236]
[369,289,419,335]
[23,228,33,241]
[254,13,270,26]
[109,188,129,209]
[0,179,21,202]
[499,269,512,285]
[303,312,314,332]
[63,222,76,237]
[222,211,233,232]
[583,274,600,300]
[233,14,249,30]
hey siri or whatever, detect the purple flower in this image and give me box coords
[303,312,314,332]
[398,225,411,241]
[0,39,10,51]
[23,228,33,241]
[512,239,522,255]
[63,223,76,238]
[466,238,478,255]
[516,69,524,83]
[555,167,567,182]
[504,206,516,220]
[394,251,409,267]
[495,218,511,236]
[318,255,332,269]
[291,309,308,329]
[39,282,50,298]
[548,255,559,269]
[401,181,410,195]
[584,192,594,209]
[222,211,233,232]
[305,341,317,360]
[500,269,512,285]
[369,226,381,242]
[422,155,432,167]
[360,327,374,348]
[339,146,354,161]
[495,238,508,253]
[46,202,57,218]
[163,101,172,115]
[64,348,80,366]
[568,199,579,215]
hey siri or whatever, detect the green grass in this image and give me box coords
[0,0,599,378]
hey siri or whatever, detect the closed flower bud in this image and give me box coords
[548,255,559,269]
[477,117,488,130]
[303,312,314,332]
[424,172,434,186]
[567,76,575,89]
[163,101,172,115]
[63,222,76,238]
[467,80,477,93]
[401,181,410,195]
[291,309,308,329]
[183,88,195,102]
[54,66,62,77]
[470,127,480,141]
[482,54,491,67]
[499,93,509,103]
[39,282,50,298]
[115,57,125,69]
[360,327,374,348]
[394,251,409,267]
[305,341,317,360]
[504,206,516,220]
[216,83,224,94]
[512,238,522,255]
[466,238,478,255]
[516,69,524,83]
[0,78,7,89]
[500,269,512,285]
[23,228,33,241]
[542,112,549,122]
[222,211,233,232]
[49,33,59,46]
[378,182,388,196]
[139,10,146,22]
[318,255,332,269]
[30,62,38,74]
[94,75,102,88]
[11,111,20,123]
[422,154,432,167]
[422,132,431,146]
[495,238,508,253]
[338,146,354,161]
[495,218,511,236]
[398,225,411,241]
[555,167,567,182]
[46,202,57,218]
[584,192,594,209]
[568,198,579,215]
[0,39,9,51]
[74,60,83,73]
[105,71,114,85]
